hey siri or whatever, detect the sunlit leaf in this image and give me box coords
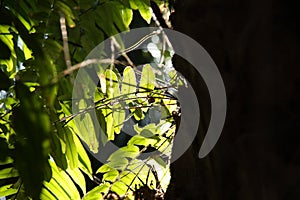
[43,178,70,200]
[97,164,114,174]
[64,128,78,169]
[0,157,13,165]
[111,181,128,196]
[83,183,110,200]
[103,169,119,182]
[66,167,86,194]
[105,69,120,99]
[133,107,145,120]
[75,99,99,153]
[55,1,76,28]
[128,135,157,147]
[108,145,140,161]
[134,123,156,134]
[122,66,137,99]
[101,106,114,140]
[44,160,81,199]
[0,167,19,179]
[0,184,18,197]
[122,7,133,28]
[139,64,156,106]
[113,104,126,134]
[119,170,143,188]
[110,2,132,31]
[40,187,57,200]
[129,0,152,23]
[72,133,93,180]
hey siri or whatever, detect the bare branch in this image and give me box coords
[59,12,73,81]
[111,36,135,67]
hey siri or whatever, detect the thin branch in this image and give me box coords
[59,12,73,82]
[61,59,115,77]
[150,8,173,52]
[109,38,115,90]
[116,30,161,56]
[111,36,135,67]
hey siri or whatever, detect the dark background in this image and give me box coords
[165,0,300,199]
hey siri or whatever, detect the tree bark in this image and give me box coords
[166,0,300,199]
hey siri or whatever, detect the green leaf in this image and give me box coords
[95,4,118,37]
[72,133,93,179]
[49,133,68,170]
[45,160,81,200]
[0,184,18,197]
[43,39,63,62]
[107,158,129,170]
[162,98,178,114]
[75,99,99,153]
[0,167,19,179]
[101,106,114,140]
[122,7,133,28]
[110,2,131,31]
[111,181,128,196]
[43,178,70,200]
[96,107,109,146]
[40,187,57,200]
[63,112,92,178]
[140,129,155,138]
[133,107,145,121]
[128,135,157,146]
[97,164,114,174]
[108,145,140,161]
[126,160,154,187]
[83,183,110,200]
[64,128,78,169]
[121,66,137,98]
[129,0,152,23]
[139,64,156,98]
[105,69,120,99]
[111,1,133,30]
[103,169,119,182]
[119,170,143,187]
[55,1,76,28]
[134,123,156,134]
[112,104,126,134]
[0,157,13,165]
[134,121,172,137]
[66,167,86,194]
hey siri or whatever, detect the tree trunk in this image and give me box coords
[166,0,300,199]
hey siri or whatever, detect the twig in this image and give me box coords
[111,36,135,67]
[116,30,161,56]
[150,8,173,52]
[61,59,116,77]
[59,12,73,82]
